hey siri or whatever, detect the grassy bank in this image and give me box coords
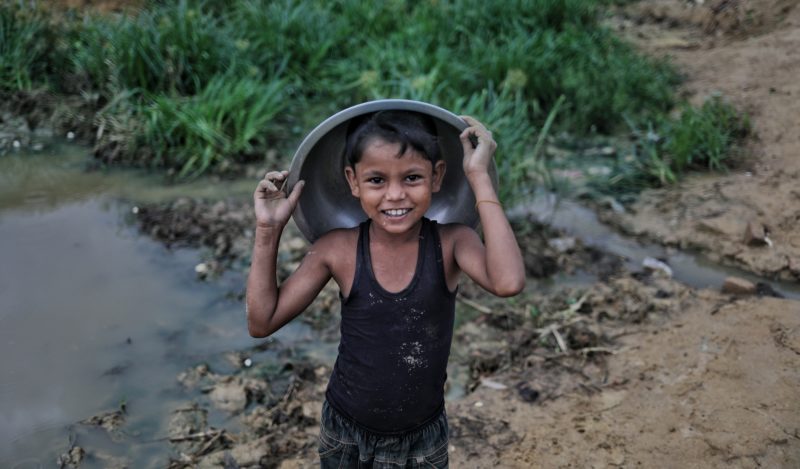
[1,0,745,201]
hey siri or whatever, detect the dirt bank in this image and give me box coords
[53,1,800,467]
[602,0,800,282]
[450,291,800,468]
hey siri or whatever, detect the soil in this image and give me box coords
[603,0,800,282]
[445,1,800,466]
[41,0,800,466]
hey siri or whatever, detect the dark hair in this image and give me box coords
[343,110,440,167]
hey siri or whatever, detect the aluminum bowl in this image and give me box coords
[287,99,498,243]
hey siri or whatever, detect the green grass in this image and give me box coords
[0,2,63,90]
[594,95,750,193]
[136,75,288,177]
[2,0,745,202]
[70,0,235,96]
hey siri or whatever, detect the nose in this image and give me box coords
[385,180,406,201]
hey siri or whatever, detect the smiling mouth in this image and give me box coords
[381,208,411,217]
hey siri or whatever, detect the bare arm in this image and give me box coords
[452,116,525,297]
[245,171,332,337]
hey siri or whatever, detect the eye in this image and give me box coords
[406,174,423,182]
[367,176,384,184]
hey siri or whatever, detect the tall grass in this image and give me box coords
[3,0,734,201]
[137,75,288,177]
[598,95,749,192]
[71,0,234,96]
[0,3,61,90]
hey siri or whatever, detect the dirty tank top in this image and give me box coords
[325,217,456,435]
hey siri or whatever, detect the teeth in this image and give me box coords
[384,209,410,217]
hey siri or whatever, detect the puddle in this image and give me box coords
[0,143,333,466]
[2,142,795,466]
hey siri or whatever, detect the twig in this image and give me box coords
[168,430,222,443]
[197,430,226,456]
[576,346,618,355]
[533,315,587,335]
[457,295,492,314]
[554,292,589,320]
[551,327,568,353]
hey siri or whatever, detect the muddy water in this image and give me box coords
[3,144,796,467]
[510,193,800,300]
[0,144,331,467]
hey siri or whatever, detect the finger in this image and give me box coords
[286,180,305,207]
[264,170,286,182]
[460,129,476,153]
[256,179,280,194]
[460,115,487,131]
[265,180,280,193]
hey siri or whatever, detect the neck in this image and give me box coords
[368,218,423,245]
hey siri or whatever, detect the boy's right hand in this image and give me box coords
[254,170,305,229]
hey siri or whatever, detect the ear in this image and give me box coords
[344,166,360,198]
[431,160,446,193]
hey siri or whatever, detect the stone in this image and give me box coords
[721,277,757,295]
[642,257,673,278]
[743,221,770,246]
[547,237,576,253]
[209,379,248,412]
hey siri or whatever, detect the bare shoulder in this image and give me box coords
[436,222,480,246]
[309,227,358,261]
[435,222,482,262]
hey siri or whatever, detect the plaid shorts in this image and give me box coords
[318,400,449,469]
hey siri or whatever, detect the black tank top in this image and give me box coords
[325,217,456,435]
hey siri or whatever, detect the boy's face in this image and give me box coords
[344,138,445,235]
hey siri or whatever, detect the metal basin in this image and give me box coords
[287,99,498,242]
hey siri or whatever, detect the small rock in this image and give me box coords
[209,379,248,412]
[278,458,306,469]
[57,446,85,468]
[80,408,126,438]
[743,221,770,247]
[755,282,784,299]
[302,401,323,419]
[548,237,576,253]
[604,197,626,214]
[516,382,540,403]
[480,378,508,390]
[67,131,75,140]
[721,276,757,295]
[230,436,270,466]
[473,401,484,408]
[642,257,673,278]
[789,257,800,276]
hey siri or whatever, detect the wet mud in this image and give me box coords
[22,1,800,466]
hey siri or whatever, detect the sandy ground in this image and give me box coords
[449,292,800,468]
[602,0,800,282]
[442,1,800,467]
[46,1,800,467]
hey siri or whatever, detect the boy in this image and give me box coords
[246,111,525,468]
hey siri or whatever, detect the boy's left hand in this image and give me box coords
[459,115,497,179]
